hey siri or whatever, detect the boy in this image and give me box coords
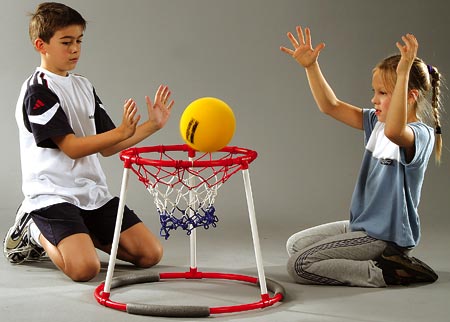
[3,2,174,282]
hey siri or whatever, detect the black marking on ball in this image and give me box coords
[186,118,199,144]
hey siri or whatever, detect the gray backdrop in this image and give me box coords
[1,0,449,244]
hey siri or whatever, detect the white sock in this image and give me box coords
[29,222,43,247]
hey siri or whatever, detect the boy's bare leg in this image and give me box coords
[39,223,162,282]
[39,233,101,282]
[95,222,163,268]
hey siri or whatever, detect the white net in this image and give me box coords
[146,171,222,239]
[125,146,255,239]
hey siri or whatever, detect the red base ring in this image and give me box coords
[94,268,284,317]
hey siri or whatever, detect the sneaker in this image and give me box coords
[3,205,46,264]
[376,244,438,285]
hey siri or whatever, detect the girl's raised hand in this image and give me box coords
[395,33,418,75]
[280,26,325,68]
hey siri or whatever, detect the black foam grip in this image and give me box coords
[127,303,210,317]
[110,272,160,289]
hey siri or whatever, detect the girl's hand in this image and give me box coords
[118,98,140,139]
[145,84,174,131]
[395,33,418,75]
[280,26,325,68]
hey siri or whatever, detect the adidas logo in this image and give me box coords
[33,99,45,110]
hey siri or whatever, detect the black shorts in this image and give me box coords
[30,197,142,246]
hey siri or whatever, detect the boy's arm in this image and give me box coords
[99,85,173,156]
[53,85,173,158]
[53,99,140,159]
[280,26,363,130]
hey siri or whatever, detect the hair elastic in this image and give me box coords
[427,64,434,74]
[436,126,442,135]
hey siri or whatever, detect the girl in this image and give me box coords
[280,26,442,287]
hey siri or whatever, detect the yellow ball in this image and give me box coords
[180,97,236,152]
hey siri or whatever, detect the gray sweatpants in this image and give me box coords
[286,220,389,287]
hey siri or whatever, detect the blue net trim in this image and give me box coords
[159,205,219,240]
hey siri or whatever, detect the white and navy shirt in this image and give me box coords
[16,67,115,213]
[350,109,434,247]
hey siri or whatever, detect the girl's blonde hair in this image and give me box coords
[375,55,443,163]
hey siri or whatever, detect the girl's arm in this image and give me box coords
[384,34,418,152]
[281,26,363,130]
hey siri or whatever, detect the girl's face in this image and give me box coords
[371,69,392,122]
[37,25,84,76]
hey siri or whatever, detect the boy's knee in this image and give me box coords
[135,243,163,268]
[66,260,101,282]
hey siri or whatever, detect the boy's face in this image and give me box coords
[36,25,84,76]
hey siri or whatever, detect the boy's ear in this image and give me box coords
[34,38,46,53]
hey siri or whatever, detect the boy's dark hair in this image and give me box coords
[29,2,86,44]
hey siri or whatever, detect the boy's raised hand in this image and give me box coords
[118,98,141,139]
[280,26,325,68]
[145,84,174,131]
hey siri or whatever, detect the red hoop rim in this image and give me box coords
[120,144,257,169]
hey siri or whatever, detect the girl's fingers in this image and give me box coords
[296,26,305,45]
[280,46,295,55]
[304,27,312,48]
[401,34,417,49]
[287,32,299,48]
[314,42,326,55]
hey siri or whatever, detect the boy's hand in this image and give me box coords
[280,26,325,68]
[145,85,174,131]
[118,98,141,139]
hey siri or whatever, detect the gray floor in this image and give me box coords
[1,210,449,322]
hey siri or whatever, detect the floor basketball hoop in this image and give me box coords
[94,144,285,317]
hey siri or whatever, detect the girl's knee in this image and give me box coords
[287,253,311,284]
[286,234,297,256]
[287,234,320,256]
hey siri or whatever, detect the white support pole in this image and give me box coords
[242,168,268,295]
[188,158,197,269]
[189,202,197,269]
[104,167,130,293]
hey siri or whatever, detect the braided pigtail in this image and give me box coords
[428,65,443,164]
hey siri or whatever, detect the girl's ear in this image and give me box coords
[408,89,419,104]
